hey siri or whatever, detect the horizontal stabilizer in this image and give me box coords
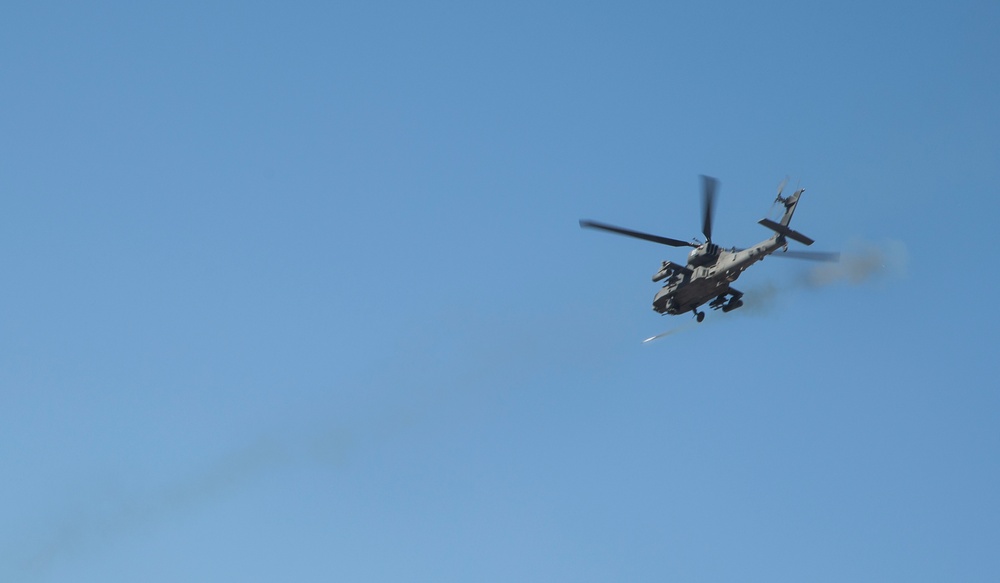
[758,218,815,246]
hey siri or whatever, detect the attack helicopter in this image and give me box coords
[580,176,838,322]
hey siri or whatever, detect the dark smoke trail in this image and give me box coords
[799,239,908,288]
[734,239,907,316]
[10,438,291,581]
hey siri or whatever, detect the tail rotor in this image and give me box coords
[775,176,789,202]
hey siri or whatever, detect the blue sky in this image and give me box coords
[2,1,998,581]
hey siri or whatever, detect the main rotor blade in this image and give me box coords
[701,175,718,243]
[774,250,841,262]
[579,219,695,247]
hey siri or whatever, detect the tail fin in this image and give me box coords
[777,188,803,226]
[758,188,814,245]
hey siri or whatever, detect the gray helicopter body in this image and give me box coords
[581,177,836,323]
[651,234,785,316]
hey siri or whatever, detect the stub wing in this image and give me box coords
[652,260,693,282]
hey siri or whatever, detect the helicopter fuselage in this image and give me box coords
[652,235,785,315]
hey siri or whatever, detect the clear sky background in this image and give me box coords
[2,1,998,581]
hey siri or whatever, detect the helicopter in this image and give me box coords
[580,176,839,323]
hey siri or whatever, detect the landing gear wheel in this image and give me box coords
[696,311,705,323]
